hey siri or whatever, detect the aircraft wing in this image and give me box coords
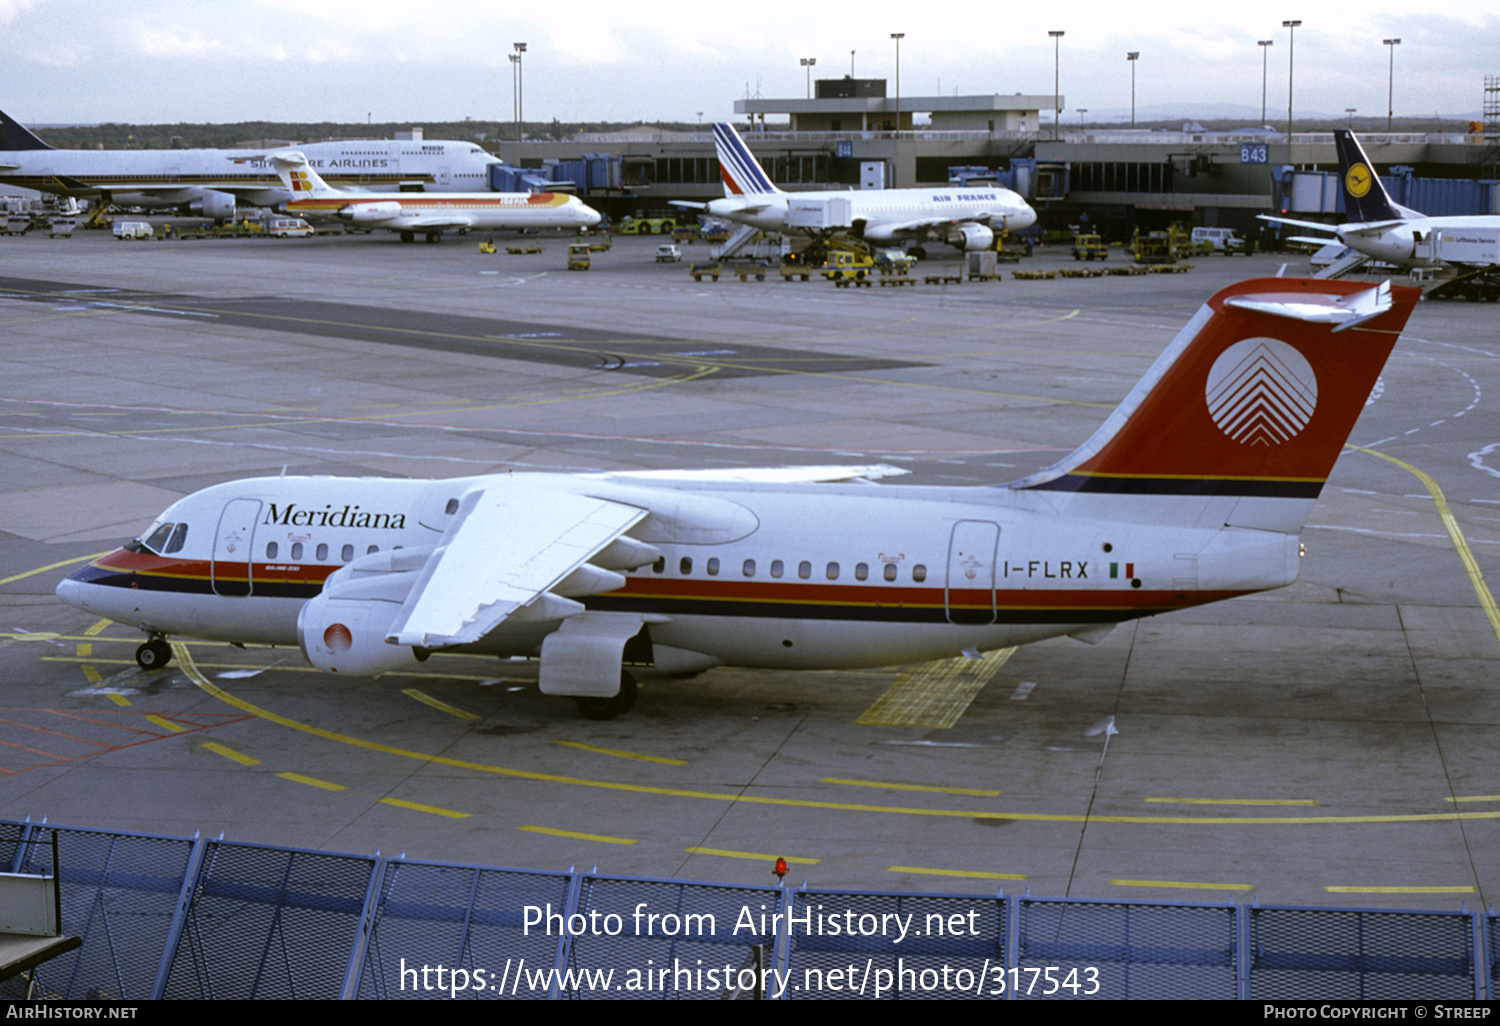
[385,484,652,649]
[590,464,910,484]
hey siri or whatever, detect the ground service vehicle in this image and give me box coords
[820,250,874,281]
[567,242,591,270]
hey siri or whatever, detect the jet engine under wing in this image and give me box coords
[385,482,654,649]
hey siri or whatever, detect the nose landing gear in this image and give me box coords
[135,637,172,670]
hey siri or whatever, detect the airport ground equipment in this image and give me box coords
[585,234,613,252]
[478,241,496,254]
[566,242,591,270]
[507,245,543,255]
[819,250,874,281]
[617,216,677,235]
[688,262,721,282]
[1071,233,1108,261]
[779,263,813,282]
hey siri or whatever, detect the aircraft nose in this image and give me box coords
[55,572,91,612]
[580,204,602,226]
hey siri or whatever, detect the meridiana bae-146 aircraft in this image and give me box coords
[0,108,501,220]
[57,276,1417,720]
[688,122,1036,254]
[271,151,600,242]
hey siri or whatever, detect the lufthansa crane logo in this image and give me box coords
[1204,337,1318,446]
[1344,162,1373,199]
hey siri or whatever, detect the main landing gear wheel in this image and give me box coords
[574,671,638,721]
[400,231,415,243]
[135,639,172,670]
[425,231,441,244]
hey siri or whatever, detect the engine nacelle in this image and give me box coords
[343,201,402,223]
[186,190,236,222]
[948,223,995,252]
[296,563,424,675]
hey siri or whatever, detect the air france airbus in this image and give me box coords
[700,123,1035,253]
[0,109,501,220]
[271,151,601,242]
[57,277,1417,720]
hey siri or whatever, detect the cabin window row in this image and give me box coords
[264,541,380,563]
[655,556,927,583]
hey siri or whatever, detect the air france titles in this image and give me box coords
[262,504,406,530]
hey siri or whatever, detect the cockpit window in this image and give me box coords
[165,523,188,554]
[141,523,175,555]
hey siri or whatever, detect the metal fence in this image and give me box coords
[0,817,1491,1000]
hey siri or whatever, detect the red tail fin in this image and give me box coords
[1015,278,1419,526]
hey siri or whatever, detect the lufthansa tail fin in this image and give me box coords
[268,151,340,198]
[711,123,782,198]
[1011,277,1420,533]
[1333,130,1421,222]
[0,110,52,151]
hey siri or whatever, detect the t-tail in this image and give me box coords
[711,123,782,197]
[1333,130,1421,222]
[1010,277,1420,534]
[0,109,51,151]
[268,150,340,198]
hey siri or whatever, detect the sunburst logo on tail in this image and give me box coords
[1204,337,1318,446]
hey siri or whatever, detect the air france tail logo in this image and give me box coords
[1204,338,1318,446]
[1345,162,1373,199]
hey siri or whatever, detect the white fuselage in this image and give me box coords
[708,187,1036,242]
[56,474,1295,674]
[287,191,601,232]
[1339,215,1500,269]
[0,139,500,210]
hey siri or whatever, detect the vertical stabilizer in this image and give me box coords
[268,151,340,198]
[711,123,782,197]
[1011,277,1419,532]
[1333,130,1421,221]
[0,110,52,151]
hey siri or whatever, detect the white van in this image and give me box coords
[113,221,153,240]
[1190,227,1248,253]
[266,218,314,238]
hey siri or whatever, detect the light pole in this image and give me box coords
[1126,52,1138,127]
[1078,108,1087,127]
[513,42,527,142]
[850,50,855,77]
[1257,40,1273,126]
[1384,38,1401,132]
[801,57,816,100]
[890,33,903,133]
[507,53,519,143]
[1049,30,1064,140]
[1345,107,1357,127]
[1282,20,1299,162]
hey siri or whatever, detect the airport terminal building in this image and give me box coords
[502,77,1500,239]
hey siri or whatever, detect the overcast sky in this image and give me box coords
[2,0,1493,129]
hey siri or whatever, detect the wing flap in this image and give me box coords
[385,484,649,648]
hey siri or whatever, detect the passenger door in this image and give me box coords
[946,520,999,625]
[212,499,262,597]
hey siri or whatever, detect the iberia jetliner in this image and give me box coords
[57,277,1417,719]
[272,151,601,243]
